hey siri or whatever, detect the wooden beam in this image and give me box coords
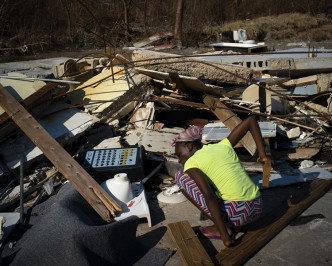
[216,178,332,266]
[282,75,317,87]
[0,84,121,223]
[203,95,257,156]
[156,96,207,109]
[168,71,187,93]
[167,220,214,266]
[262,138,271,187]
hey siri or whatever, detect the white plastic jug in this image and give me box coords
[101,173,133,205]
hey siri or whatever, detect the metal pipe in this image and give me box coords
[19,156,25,228]
[0,75,81,85]
[141,160,165,185]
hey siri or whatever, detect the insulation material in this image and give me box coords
[129,102,155,129]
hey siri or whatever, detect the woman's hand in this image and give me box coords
[257,155,274,166]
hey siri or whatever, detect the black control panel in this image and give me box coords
[79,147,145,182]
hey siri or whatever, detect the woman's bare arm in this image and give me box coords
[186,168,235,247]
[227,116,269,162]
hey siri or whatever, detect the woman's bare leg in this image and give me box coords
[180,189,234,237]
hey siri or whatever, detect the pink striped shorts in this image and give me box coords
[175,170,263,227]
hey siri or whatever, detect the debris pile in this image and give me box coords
[0,43,332,263]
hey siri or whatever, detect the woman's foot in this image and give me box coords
[199,225,221,239]
[199,225,235,247]
[199,225,234,238]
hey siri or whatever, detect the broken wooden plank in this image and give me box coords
[242,161,278,173]
[133,32,173,48]
[203,95,257,156]
[282,75,317,87]
[169,71,187,93]
[167,220,214,266]
[156,96,207,109]
[262,138,271,187]
[216,178,332,266]
[0,84,121,222]
[265,77,291,86]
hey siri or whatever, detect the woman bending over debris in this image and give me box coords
[171,116,270,247]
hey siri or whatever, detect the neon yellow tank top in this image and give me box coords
[184,138,260,201]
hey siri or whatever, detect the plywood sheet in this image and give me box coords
[0,73,47,119]
[67,68,130,113]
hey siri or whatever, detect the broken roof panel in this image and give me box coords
[0,73,46,120]
[251,167,332,188]
[0,102,97,176]
[139,128,182,155]
[202,121,276,142]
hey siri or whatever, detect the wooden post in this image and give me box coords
[169,71,187,93]
[0,84,121,223]
[262,138,271,187]
[203,95,257,156]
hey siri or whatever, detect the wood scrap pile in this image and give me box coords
[0,48,332,226]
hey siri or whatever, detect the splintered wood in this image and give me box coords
[204,95,257,156]
[167,221,214,266]
[0,84,121,223]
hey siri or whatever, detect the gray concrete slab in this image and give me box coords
[0,57,71,77]
[136,184,332,265]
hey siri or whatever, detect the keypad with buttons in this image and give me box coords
[83,148,137,168]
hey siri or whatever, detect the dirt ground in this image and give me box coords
[1,38,332,64]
